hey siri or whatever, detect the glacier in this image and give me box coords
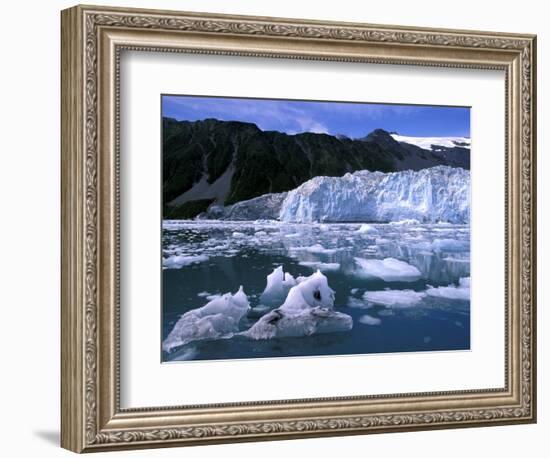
[279,166,469,223]
[200,166,469,224]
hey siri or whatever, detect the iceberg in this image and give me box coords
[359,314,382,325]
[242,271,353,340]
[354,257,422,282]
[426,277,470,300]
[279,166,469,223]
[357,224,379,235]
[163,254,209,269]
[162,286,250,352]
[362,289,426,308]
[259,266,297,307]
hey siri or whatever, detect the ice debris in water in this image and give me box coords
[163,254,209,269]
[362,289,426,308]
[359,314,382,325]
[242,270,353,340]
[353,257,422,282]
[162,286,250,352]
[357,224,379,235]
[426,277,470,300]
[298,261,340,272]
[259,266,297,307]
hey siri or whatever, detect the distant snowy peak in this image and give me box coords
[391,134,471,151]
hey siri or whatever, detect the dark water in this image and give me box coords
[162,221,470,362]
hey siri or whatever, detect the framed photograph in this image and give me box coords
[61,4,537,453]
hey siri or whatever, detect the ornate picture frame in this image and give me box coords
[61,4,536,453]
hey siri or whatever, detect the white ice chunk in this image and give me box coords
[298,261,340,272]
[163,254,209,269]
[359,314,382,325]
[354,257,422,282]
[362,289,426,308]
[259,266,297,307]
[357,224,379,235]
[243,271,352,340]
[426,277,470,300]
[162,286,250,352]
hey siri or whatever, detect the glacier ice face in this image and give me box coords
[242,271,352,340]
[162,286,250,352]
[279,166,469,224]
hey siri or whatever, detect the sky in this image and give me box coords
[162,95,470,138]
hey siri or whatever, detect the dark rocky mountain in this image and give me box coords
[162,117,470,218]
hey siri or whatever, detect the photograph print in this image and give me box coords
[161,95,471,363]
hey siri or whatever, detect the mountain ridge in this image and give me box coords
[162,117,470,218]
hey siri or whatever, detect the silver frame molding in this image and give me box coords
[61,4,537,453]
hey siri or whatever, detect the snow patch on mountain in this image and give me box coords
[391,134,471,151]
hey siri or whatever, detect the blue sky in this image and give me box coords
[162,95,470,138]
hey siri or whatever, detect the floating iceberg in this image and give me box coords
[279,166,469,223]
[426,277,470,300]
[162,286,250,352]
[242,271,352,340]
[259,266,297,307]
[163,254,209,269]
[359,314,382,325]
[353,257,422,282]
[357,224,379,235]
[298,261,340,272]
[362,289,426,308]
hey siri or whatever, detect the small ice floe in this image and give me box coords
[242,271,352,340]
[232,231,246,238]
[259,266,297,308]
[359,314,382,326]
[163,254,209,269]
[350,288,359,294]
[357,224,379,235]
[362,289,426,308]
[347,297,372,309]
[298,261,340,272]
[353,257,422,282]
[389,219,420,226]
[162,286,250,352]
[425,277,470,300]
[197,291,210,298]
